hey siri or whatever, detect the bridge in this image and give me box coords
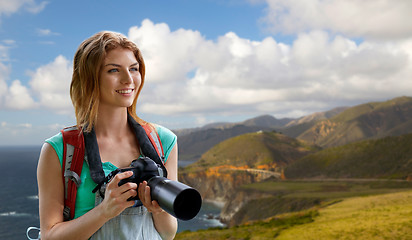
[245,169,281,179]
[227,168,281,180]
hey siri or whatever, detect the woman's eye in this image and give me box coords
[130,67,139,72]
[108,69,119,73]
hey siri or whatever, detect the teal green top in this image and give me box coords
[46,125,177,219]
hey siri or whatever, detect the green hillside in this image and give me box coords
[276,190,412,240]
[177,125,267,160]
[290,96,412,147]
[175,186,412,239]
[284,133,412,179]
[186,131,320,171]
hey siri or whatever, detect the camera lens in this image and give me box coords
[148,177,202,220]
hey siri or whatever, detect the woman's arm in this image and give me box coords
[37,143,138,240]
[139,143,179,240]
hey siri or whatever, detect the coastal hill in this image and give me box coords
[176,115,293,160]
[284,132,412,179]
[180,131,320,224]
[187,131,319,171]
[283,96,412,147]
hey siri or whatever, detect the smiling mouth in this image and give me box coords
[116,89,134,94]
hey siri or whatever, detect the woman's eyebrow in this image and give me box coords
[104,63,121,67]
[103,62,139,67]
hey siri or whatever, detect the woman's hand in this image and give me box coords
[138,181,164,214]
[150,144,179,240]
[100,171,138,219]
[38,143,125,240]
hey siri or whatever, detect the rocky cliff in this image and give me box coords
[180,165,281,226]
[179,130,319,226]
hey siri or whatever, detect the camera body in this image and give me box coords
[118,156,165,201]
[115,156,202,221]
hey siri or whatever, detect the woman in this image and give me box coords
[37,31,178,240]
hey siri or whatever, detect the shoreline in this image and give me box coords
[203,199,225,209]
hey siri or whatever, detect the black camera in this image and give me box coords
[110,156,202,221]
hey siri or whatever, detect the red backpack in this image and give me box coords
[61,124,164,221]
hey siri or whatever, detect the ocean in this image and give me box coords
[0,146,223,240]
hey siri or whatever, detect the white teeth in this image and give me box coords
[117,89,133,94]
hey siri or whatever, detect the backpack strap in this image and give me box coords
[142,124,165,163]
[61,126,85,221]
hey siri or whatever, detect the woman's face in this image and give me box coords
[99,47,141,110]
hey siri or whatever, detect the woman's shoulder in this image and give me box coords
[46,131,63,142]
[45,131,64,164]
[154,124,177,141]
[151,124,177,162]
[153,124,176,145]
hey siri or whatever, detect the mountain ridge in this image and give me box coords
[176,96,412,161]
[295,96,412,147]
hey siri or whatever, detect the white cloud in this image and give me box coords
[2,39,15,45]
[0,43,35,111]
[260,0,412,40]
[0,54,73,113]
[4,80,36,109]
[24,0,47,14]
[0,44,11,61]
[128,19,205,84]
[36,28,60,36]
[0,122,64,145]
[29,55,72,113]
[0,47,10,106]
[127,19,412,120]
[0,0,47,17]
[19,123,32,128]
[2,17,411,127]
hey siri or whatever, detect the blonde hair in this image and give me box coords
[70,31,146,132]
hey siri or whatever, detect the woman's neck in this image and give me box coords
[94,107,130,138]
[93,106,140,167]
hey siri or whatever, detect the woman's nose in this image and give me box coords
[121,71,133,84]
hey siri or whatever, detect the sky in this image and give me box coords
[0,0,412,146]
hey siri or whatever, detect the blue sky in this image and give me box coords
[1,0,412,145]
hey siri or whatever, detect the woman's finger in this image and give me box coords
[109,171,133,187]
[100,171,138,218]
[144,185,152,205]
[138,182,150,205]
[138,181,163,213]
[138,182,145,203]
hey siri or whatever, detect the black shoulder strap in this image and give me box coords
[83,128,106,185]
[128,114,168,177]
